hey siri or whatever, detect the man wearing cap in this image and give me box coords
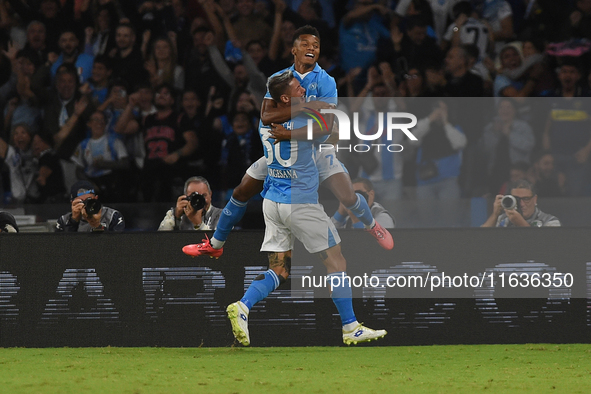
[55,180,125,232]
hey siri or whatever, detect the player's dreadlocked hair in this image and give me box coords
[267,70,294,102]
[292,25,320,45]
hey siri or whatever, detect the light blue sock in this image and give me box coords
[327,272,357,326]
[240,269,281,310]
[346,194,374,228]
[211,197,248,247]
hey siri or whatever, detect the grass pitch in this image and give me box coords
[1,345,590,393]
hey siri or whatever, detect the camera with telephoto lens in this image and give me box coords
[185,192,206,211]
[83,198,102,216]
[501,195,522,213]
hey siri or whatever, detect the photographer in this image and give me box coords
[55,181,125,232]
[481,180,561,228]
[158,176,222,231]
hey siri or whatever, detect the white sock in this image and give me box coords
[342,321,359,332]
[211,237,225,249]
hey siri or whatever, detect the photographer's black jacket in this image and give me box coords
[55,206,125,232]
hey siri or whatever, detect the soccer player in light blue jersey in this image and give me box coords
[224,70,387,346]
[183,25,393,258]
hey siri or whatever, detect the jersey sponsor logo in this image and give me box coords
[268,168,298,179]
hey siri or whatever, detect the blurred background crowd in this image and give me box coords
[0,0,590,229]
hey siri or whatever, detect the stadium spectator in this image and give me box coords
[158,176,222,231]
[31,133,66,203]
[0,123,39,203]
[268,4,297,70]
[378,16,442,77]
[83,4,118,57]
[542,61,591,197]
[295,0,334,47]
[184,26,229,103]
[137,0,178,40]
[109,23,149,91]
[479,0,514,54]
[397,67,426,97]
[140,84,198,202]
[220,111,263,198]
[444,46,484,97]
[55,180,125,232]
[70,110,129,203]
[40,64,93,159]
[6,0,72,53]
[520,39,555,95]
[85,55,112,106]
[3,49,43,134]
[144,35,185,91]
[395,0,457,43]
[339,0,390,74]
[231,0,273,47]
[22,20,52,65]
[50,30,94,84]
[245,40,277,77]
[481,179,561,227]
[527,151,566,198]
[112,83,156,197]
[441,2,489,59]
[494,44,543,98]
[479,99,534,195]
[209,46,267,108]
[332,177,395,229]
[410,100,467,200]
[0,211,19,233]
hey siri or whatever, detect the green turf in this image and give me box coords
[1,345,590,393]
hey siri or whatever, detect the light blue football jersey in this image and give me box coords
[259,116,320,204]
[264,63,337,105]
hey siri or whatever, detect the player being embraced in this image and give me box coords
[183,25,393,258]
[225,70,387,346]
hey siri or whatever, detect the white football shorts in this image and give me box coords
[261,199,341,254]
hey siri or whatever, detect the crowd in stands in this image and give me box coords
[0,0,590,210]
